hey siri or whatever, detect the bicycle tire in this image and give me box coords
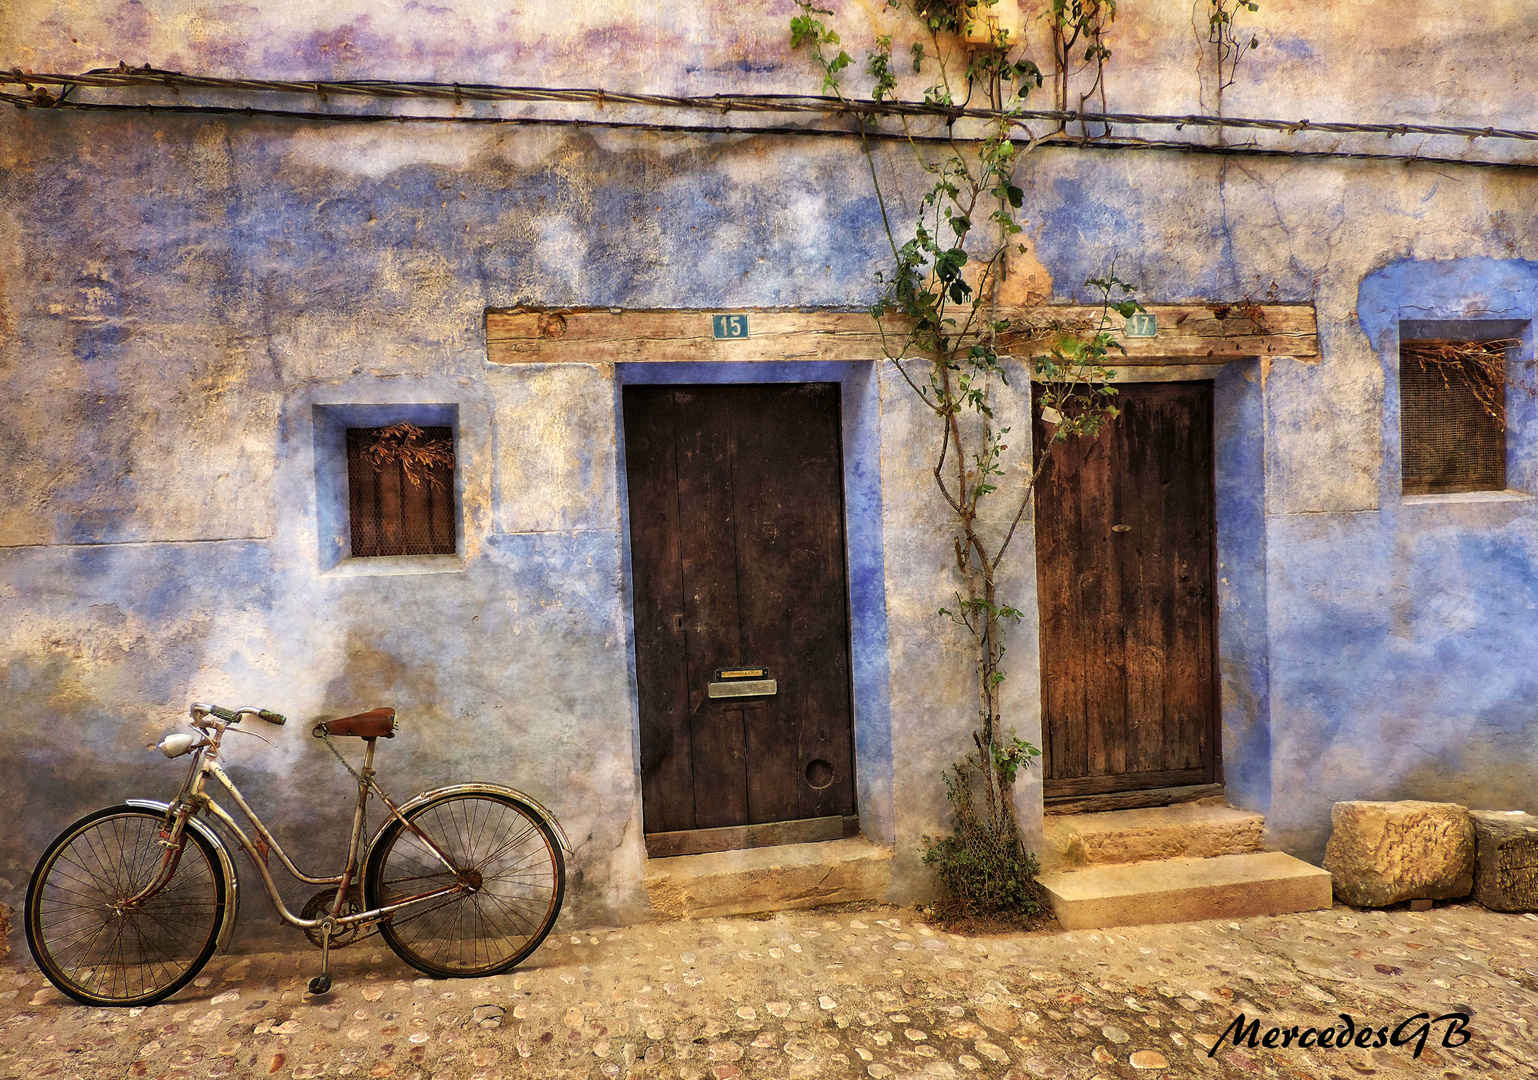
[364,791,564,977]
[26,805,227,1006]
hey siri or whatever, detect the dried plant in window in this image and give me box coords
[1399,339,1518,427]
[347,424,457,557]
[359,423,456,491]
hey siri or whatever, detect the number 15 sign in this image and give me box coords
[712,314,750,340]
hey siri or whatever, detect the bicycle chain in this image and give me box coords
[309,729,392,947]
[315,728,394,820]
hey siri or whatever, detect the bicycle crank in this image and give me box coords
[309,919,335,997]
[301,887,366,949]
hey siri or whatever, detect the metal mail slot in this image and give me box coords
[708,678,778,699]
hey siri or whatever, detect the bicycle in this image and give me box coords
[24,701,569,1007]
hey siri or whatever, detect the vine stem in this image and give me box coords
[791,2,1129,911]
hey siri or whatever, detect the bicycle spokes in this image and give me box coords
[366,793,564,977]
[27,808,225,1006]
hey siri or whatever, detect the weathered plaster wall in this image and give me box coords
[876,366,1044,898]
[0,112,907,931]
[3,1,1538,927]
[1261,258,1538,862]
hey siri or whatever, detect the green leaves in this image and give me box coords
[866,35,897,101]
[788,6,835,50]
[1027,272,1134,451]
[941,594,1025,632]
[990,732,1042,785]
[922,82,954,107]
[1208,0,1262,93]
[790,1,854,95]
[934,246,967,279]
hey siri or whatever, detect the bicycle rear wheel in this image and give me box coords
[364,791,564,977]
[26,805,226,1006]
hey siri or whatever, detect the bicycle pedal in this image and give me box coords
[307,975,333,996]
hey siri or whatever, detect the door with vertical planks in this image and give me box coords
[624,383,856,855]
[1032,381,1219,800]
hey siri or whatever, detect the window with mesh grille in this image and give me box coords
[1399,345,1506,495]
[345,426,457,556]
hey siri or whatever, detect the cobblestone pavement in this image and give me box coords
[2,901,1535,1080]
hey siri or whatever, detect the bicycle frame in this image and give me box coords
[143,714,469,938]
[28,700,573,1006]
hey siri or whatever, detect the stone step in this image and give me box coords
[643,836,892,919]
[1039,801,1265,871]
[1038,851,1333,930]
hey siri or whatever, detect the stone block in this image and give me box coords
[1323,800,1474,907]
[1470,810,1538,913]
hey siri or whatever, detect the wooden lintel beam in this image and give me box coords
[485,304,1318,366]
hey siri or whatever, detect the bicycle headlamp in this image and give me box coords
[158,732,198,758]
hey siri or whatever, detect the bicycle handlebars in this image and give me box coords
[193,702,288,726]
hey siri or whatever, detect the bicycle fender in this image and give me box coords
[375,783,573,855]
[126,799,241,952]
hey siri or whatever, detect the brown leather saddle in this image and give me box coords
[313,707,397,739]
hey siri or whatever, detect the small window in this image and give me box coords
[1399,338,1512,495]
[345,424,457,556]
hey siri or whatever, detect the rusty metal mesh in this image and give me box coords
[346,426,457,557]
[922,755,1045,917]
[1400,358,1505,495]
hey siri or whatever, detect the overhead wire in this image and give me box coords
[3,66,1537,170]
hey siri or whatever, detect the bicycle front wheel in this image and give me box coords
[364,791,564,977]
[26,805,227,1006]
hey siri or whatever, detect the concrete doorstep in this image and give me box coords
[1033,800,1330,930]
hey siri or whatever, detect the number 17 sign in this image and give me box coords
[1124,312,1157,338]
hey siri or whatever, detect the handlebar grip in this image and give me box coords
[258,709,287,726]
[209,705,240,723]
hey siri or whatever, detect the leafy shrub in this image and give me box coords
[921,752,1046,917]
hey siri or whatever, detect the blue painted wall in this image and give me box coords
[4,3,1538,927]
[1264,258,1538,860]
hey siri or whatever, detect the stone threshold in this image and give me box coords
[1040,801,1266,872]
[643,836,892,919]
[1038,851,1333,930]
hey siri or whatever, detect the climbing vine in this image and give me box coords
[1051,0,1117,134]
[1207,0,1261,117]
[793,0,1138,919]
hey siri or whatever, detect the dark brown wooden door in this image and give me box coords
[1032,381,1218,799]
[624,383,856,839]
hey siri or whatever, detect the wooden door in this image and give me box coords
[624,384,856,853]
[1032,381,1218,800]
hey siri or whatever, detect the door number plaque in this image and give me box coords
[1124,312,1157,338]
[712,314,750,339]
